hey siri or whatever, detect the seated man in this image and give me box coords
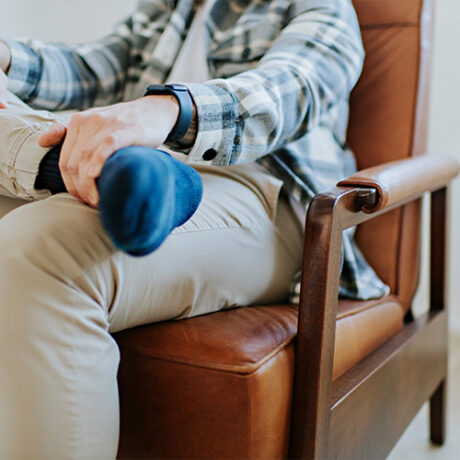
[0,0,388,458]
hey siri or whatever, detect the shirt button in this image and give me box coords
[202,148,217,161]
[242,47,250,59]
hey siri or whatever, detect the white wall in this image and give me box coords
[1,0,459,333]
[0,0,136,42]
[414,0,460,335]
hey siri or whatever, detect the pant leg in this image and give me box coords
[0,169,303,459]
[0,91,62,200]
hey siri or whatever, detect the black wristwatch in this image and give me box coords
[144,84,194,142]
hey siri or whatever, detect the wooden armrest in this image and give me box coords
[337,155,459,213]
[291,154,456,459]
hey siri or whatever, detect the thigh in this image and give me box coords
[0,167,303,334]
[107,166,303,331]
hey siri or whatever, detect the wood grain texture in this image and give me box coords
[289,181,453,459]
[328,311,447,459]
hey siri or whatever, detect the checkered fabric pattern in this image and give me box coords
[2,0,389,301]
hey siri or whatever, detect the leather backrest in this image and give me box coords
[347,0,432,307]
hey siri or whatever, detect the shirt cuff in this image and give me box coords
[0,37,41,101]
[166,81,240,166]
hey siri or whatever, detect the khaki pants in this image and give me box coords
[0,92,303,459]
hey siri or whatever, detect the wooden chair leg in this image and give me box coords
[430,379,446,445]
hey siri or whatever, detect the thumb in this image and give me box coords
[0,73,7,109]
[38,123,67,148]
[0,89,7,109]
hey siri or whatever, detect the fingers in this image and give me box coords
[48,99,164,206]
[38,123,67,148]
[0,70,8,109]
[58,118,82,202]
[60,112,106,204]
[85,179,100,208]
[78,162,100,207]
[77,133,127,206]
[59,111,132,206]
[76,142,102,207]
[87,134,122,179]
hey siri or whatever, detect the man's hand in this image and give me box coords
[38,95,179,207]
[0,41,11,109]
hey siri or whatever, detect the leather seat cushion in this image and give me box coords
[114,295,404,459]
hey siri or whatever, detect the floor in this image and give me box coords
[387,335,460,459]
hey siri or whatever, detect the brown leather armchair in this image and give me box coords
[114,0,459,458]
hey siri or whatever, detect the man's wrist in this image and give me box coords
[144,84,194,142]
[0,41,12,74]
[142,94,180,133]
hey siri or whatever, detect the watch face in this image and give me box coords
[145,84,188,95]
[145,84,165,95]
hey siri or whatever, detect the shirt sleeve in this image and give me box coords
[1,22,132,111]
[171,0,365,167]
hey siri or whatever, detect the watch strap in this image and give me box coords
[144,84,194,142]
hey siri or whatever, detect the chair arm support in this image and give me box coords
[290,155,457,459]
[337,154,459,213]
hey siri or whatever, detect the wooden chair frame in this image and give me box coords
[289,180,451,459]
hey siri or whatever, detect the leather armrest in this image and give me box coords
[337,154,459,213]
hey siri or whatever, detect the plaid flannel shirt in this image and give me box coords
[3,0,389,302]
